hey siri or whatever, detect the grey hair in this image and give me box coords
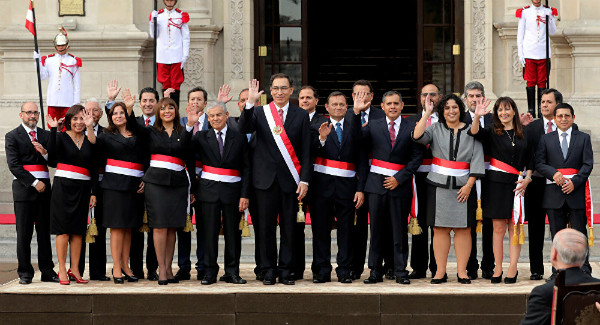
[464,81,485,98]
[381,91,402,103]
[552,230,588,265]
[206,101,227,114]
[86,98,100,104]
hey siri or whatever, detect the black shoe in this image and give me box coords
[113,277,125,284]
[279,277,295,285]
[174,270,191,281]
[122,271,138,283]
[19,277,32,284]
[504,271,518,284]
[363,275,383,284]
[351,270,362,280]
[147,271,159,281]
[225,275,247,284]
[90,275,111,281]
[467,270,478,280]
[312,274,331,283]
[196,270,206,281]
[291,271,304,280]
[430,273,448,284]
[546,273,557,283]
[256,274,265,281]
[481,269,494,280]
[263,277,276,285]
[457,274,471,284]
[338,275,353,284]
[201,276,217,285]
[396,277,411,285]
[409,270,426,279]
[385,269,395,280]
[219,274,231,282]
[40,274,59,283]
[529,273,544,281]
[157,279,168,285]
[491,272,503,284]
[167,278,179,284]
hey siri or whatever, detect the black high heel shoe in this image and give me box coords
[491,272,503,284]
[158,279,168,285]
[122,269,139,283]
[430,273,448,284]
[504,271,518,284]
[113,276,125,284]
[457,274,471,284]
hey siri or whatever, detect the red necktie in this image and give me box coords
[389,121,396,148]
[29,131,36,142]
[426,115,432,127]
[278,108,284,123]
[145,118,150,126]
[546,121,553,134]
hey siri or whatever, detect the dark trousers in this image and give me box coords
[467,195,495,274]
[525,176,546,275]
[311,194,354,278]
[130,229,158,278]
[547,203,591,274]
[410,173,436,275]
[367,192,410,278]
[292,220,306,278]
[248,192,263,277]
[14,198,54,279]
[201,201,242,277]
[350,196,369,276]
[176,201,204,273]
[254,180,296,279]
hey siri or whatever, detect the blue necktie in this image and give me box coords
[561,133,568,159]
[361,112,366,125]
[335,122,342,144]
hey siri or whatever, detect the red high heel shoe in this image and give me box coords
[59,271,70,285]
[67,269,89,284]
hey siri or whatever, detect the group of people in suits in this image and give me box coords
[6,73,594,288]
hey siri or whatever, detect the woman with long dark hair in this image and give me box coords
[47,105,97,285]
[470,96,533,284]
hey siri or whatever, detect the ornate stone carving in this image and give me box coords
[230,0,244,79]
[472,0,486,79]
[182,48,205,88]
[512,47,525,84]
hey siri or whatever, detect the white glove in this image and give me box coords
[519,56,526,68]
[181,57,187,70]
[151,10,158,19]
[33,50,40,60]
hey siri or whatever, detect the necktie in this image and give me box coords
[193,121,200,134]
[389,121,396,148]
[561,132,568,159]
[145,118,150,126]
[217,131,224,157]
[361,112,366,125]
[546,121,553,134]
[278,108,284,123]
[28,131,36,142]
[426,115,432,127]
[335,122,342,144]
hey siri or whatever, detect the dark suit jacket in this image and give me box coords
[239,103,312,193]
[535,129,593,209]
[193,127,250,204]
[521,267,600,325]
[5,125,51,202]
[526,119,578,170]
[365,106,386,123]
[310,113,329,127]
[311,115,368,199]
[362,116,423,197]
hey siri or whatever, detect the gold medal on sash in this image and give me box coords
[273,125,283,135]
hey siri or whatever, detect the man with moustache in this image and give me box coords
[239,74,312,285]
[310,91,367,283]
[356,90,423,284]
[5,102,59,284]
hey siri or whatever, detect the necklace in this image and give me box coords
[68,131,83,147]
[505,130,515,147]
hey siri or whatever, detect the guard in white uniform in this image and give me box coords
[33,28,81,127]
[516,1,557,118]
[150,0,190,107]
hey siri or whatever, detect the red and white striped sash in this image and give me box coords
[431,157,470,177]
[370,159,405,177]
[314,157,356,178]
[105,159,144,178]
[549,168,594,226]
[22,164,49,179]
[416,158,432,173]
[195,161,203,176]
[264,102,301,185]
[150,154,185,171]
[200,165,242,183]
[55,163,91,181]
[488,158,520,175]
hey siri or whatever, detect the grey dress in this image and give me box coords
[412,122,485,228]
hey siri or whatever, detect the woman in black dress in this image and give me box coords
[90,102,145,284]
[470,97,533,284]
[47,105,97,285]
[123,89,199,285]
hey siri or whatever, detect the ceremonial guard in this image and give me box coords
[34,28,81,125]
[150,0,190,106]
[516,0,558,118]
[6,102,58,284]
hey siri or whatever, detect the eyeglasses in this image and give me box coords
[21,111,40,116]
[421,92,438,97]
[271,86,290,92]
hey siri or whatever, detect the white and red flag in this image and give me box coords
[25,1,35,36]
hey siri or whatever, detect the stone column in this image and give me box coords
[464,0,497,98]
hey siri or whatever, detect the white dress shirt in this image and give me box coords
[386,116,401,140]
[543,116,557,133]
[214,125,228,146]
[557,126,572,149]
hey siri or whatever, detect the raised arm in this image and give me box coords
[470,97,491,136]
[413,94,434,141]
[239,79,263,134]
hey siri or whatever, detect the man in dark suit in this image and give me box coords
[239,74,312,285]
[300,85,328,126]
[5,102,58,284]
[356,90,423,284]
[461,81,494,280]
[536,103,594,275]
[525,88,564,281]
[193,102,250,285]
[310,91,367,284]
[349,79,387,280]
[521,228,599,325]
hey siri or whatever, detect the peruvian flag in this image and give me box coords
[25,1,35,36]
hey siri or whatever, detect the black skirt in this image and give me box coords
[50,177,90,235]
[482,180,516,219]
[144,182,187,228]
[102,189,143,229]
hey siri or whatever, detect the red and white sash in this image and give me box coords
[150,154,185,171]
[416,158,432,173]
[488,158,520,175]
[314,157,356,178]
[370,159,405,177]
[105,159,144,178]
[201,165,241,183]
[263,102,301,185]
[22,164,49,179]
[55,163,91,181]
[431,157,470,177]
[195,161,203,176]
[549,168,594,226]
[512,172,526,227]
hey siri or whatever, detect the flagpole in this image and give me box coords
[31,1,46,129]
[545,0,550,89]
[153,0,158,91]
